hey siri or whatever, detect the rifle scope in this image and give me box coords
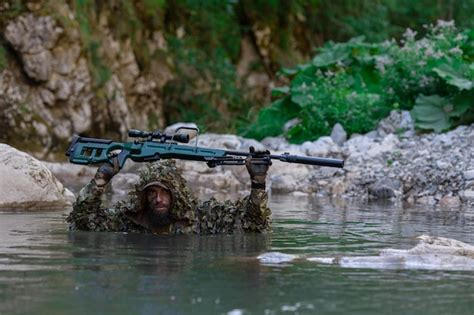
[128,129,189,143]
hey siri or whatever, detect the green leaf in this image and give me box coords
[411,95,451,132]
[288,73,318,107]
[451,91,474,117]
[271,86,289,97]
[312,44,350,67]
[279,67,298,76]
[433,64,473,90]
[240,97,300,140]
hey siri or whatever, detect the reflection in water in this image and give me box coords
[0,196,473,314]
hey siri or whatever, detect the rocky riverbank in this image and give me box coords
[182,112,474,208]
[2,110,474,209]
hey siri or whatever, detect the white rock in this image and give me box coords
[270,174,298,194]
[240,138,266,152]
[463,170,474,180]
[189,133,242,150]
[366,134,399,157]
[461,190,474,202]
[309,235,474,271]
[343,135,374,156]
[302,136,340,157]
[261,136,289,151]
[283,118,300,132]
[183,170,241,192]
[164,122,199,139]
[330,123,347,146]
[436,161,450,170]
[438,195,462,208]
[0,144,72,209]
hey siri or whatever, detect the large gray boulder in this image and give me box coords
[0,144,73,209]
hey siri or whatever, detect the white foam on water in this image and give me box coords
[257,252,298,265]
[306,257,336,264]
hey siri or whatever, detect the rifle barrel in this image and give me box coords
[224,150,344,168]
[270,154,343,167]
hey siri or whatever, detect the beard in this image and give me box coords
[144,208,173,228]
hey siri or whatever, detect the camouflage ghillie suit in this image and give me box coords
[67,161,271,234]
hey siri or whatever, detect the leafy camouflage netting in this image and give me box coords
[68,161,271,234]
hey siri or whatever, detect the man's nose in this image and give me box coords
[155,193,163,202]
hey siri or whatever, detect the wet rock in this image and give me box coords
[330,123,347,146]
[416,196,437,205]
[438,195,462,208]
[257,252,298,264]
[330,179,347,196]
[43,162,96,192]
[270,174,299,194]
[308,235,474,271]
[368,178,402,199]
[269,162,313,194]
[0,144,73,209]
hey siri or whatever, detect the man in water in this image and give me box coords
[67,152,271,234]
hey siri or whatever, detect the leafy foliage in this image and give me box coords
[241,22,474,142]
[117,0,474,133]
[5,0,473,137]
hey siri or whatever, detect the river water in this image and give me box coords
[0,195,473,315]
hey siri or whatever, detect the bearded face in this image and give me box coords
[145,186,173,227]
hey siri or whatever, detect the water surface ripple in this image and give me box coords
[0,195,473,314]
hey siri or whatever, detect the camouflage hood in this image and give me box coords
[118,160,199,226]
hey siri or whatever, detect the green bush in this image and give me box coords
[240,22,474,143]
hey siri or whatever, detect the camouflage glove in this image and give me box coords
[245,146,271,190]
[94,157,120,187]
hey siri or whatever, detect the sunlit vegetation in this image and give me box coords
[242,22,474,142]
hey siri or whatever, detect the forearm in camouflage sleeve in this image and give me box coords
[67,178,109,231]
[242,188,271,232]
